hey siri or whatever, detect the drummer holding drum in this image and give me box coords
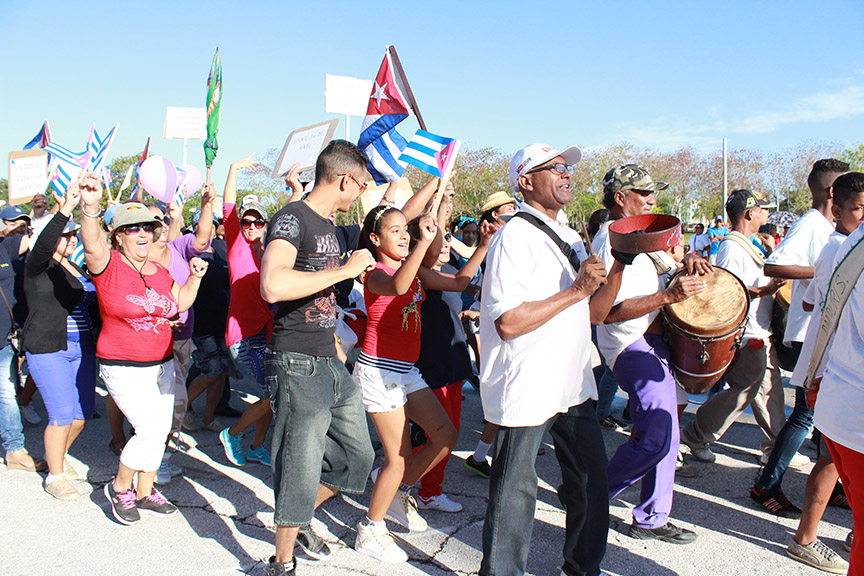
[680,189,788,464]
[591,164,710,545]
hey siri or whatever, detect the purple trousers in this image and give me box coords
[606,334,679,529]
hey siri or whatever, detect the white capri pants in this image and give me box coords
[101,359,175,472]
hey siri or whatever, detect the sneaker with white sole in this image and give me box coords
[180,411,199,432]
[247,445,271,466]
[155,460,173,485]
[219,428,246,466]
[685,442,716,463]
[200,418,224,432]
[104,479,140,525]
[786,538,849,574]
[417,493,463,513]
[387,489,427,532]
[760,448,811,467]
[136,488,178,516]
[355,521,408,563]
[45,475,80,500]
[297,524,332,560]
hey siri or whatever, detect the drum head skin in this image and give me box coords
[609,214,682,254]
[665,266,748,338]
[775,280,792,311]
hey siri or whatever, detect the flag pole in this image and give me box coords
[388,46,426,131]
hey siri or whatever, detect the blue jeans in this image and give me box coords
[0,344,24,454]
[266,350,374,526]
[229,328,267,396]
[758,386,813,490]
[480,400,608,576]
[595,367,619,420]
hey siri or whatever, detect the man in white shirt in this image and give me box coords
[479,143,608,576]
[688,223,710,258]
[591,164,708,545]
[681,189,787,462]
[754,158,848,514]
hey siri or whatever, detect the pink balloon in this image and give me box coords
[138,156,178,203]
[181,165,202,196]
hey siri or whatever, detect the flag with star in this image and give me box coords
[357,47,420,184]
[399,129,460,179]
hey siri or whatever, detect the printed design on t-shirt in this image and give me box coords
[125,286,178,334]
[305,292,337,329]
[315,233,341,271]
[273,214,301,240]
[401,277,423,333]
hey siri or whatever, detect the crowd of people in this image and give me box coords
[1,139,862,576]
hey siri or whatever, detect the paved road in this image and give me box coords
[0,382,851,576]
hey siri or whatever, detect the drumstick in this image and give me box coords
[580,219,595,257]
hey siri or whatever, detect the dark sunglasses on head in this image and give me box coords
[153,215,171,224]
[121,223,157,235]
[241,219,267,229]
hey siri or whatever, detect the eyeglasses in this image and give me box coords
[121,223,157,235]
[241,219,267,229]
[338,173,368,192]
[153,215,170,224]
[526,163,574,176]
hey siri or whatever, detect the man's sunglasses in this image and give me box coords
[526,162,574,176]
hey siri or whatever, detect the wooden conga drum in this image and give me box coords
[663,266,749,394]
[771,280,797,370]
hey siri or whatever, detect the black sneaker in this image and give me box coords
[750,484,802,518]
[297,524,332,560]
[264,556,295,576]
[464,455,491,478]
[599,415,630,432]
[136,488,178,516]
[828,483,850,509]
[629,522,697,544]
[104,479,140,525]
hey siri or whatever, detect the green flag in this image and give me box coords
[204,48,222,168]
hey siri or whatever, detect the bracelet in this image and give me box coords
[381,196,396,205]
[82,207,103,218]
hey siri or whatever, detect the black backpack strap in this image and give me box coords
[511,212,581,272]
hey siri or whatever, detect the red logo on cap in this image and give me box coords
[542,146,552,152]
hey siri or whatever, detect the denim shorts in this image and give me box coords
[229,328,267,397]
[191,335,234,378]
[266,349,374,526]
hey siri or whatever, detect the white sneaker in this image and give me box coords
[355,521,408,563]
[155,460,173,485]
[180,412,199,432]
[20,404,40,425]
[417,493,463,513]
[686,443,716,463]
[790,452,811,468]
[387,490,427,532]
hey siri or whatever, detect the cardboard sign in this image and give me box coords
[164,107,207,140]
[8,150,48,205]
[325,74,374,117]
[358,177,414,216]
[272,119,340,177]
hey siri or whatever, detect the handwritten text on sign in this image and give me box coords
[272,119,339,177]
[164,107,207,140]
[8,150,49,204]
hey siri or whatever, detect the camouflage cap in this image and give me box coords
[602,164,668,195]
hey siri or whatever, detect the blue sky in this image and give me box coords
[2,0,863,188]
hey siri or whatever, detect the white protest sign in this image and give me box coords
[272,119,340,177]
[8,150,48,205]
[164,107,207,140]
[325,74,374,116]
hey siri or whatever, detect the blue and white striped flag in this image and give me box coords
[68,243,85,268]
[399,130,460,179]
[86,123,118,174]
[49,164,76,197]
[43,142,90,169]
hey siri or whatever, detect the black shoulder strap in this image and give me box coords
[511,212,581,272]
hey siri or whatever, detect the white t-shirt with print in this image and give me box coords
[592,221,662,370]
[813,224,864,452]
[479,204,596,427]
[764,209,834,344]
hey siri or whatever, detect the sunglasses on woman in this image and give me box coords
[241,219,267,229]
[121,223,157,235]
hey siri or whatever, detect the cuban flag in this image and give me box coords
[129,137,151,200]
[43,143,92,196]
[174,166,188,205]
[86,123,118,174]
[358,51,413,184]
[399,130,460,179]
[23,121,53,150]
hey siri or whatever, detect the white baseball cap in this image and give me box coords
[508,143,582,192]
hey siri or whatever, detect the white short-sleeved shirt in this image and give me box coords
[813,224,864,452]
[765,209,835,344]
[716,238,772,341]
[479,204,595,427]
[689,233,710,256]
[790,232,845,388]
[592,221,662,369]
